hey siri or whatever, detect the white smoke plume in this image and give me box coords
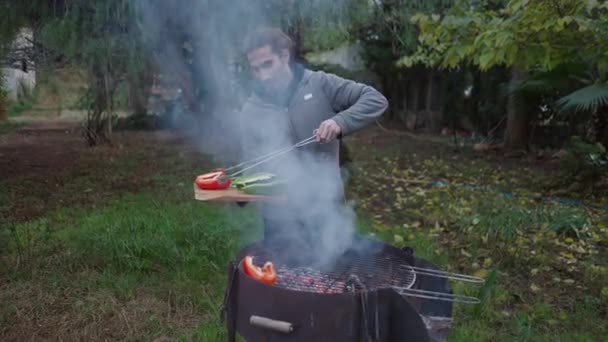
[137,0,368,268]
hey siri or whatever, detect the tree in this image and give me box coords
[401,0,608,149]
[48,0,147,145]
[349,0,455,124]
[0,0,152,145]
[0,0,378,148]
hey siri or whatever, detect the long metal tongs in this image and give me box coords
[406,265,485,284]
[226,136,317,178]
[391,287,481,304]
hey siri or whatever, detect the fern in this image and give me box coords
[557,83,608,113]
[504,63,589,97]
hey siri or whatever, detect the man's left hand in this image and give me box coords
[314,119,342,143]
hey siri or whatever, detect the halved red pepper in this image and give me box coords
[195,168,232,190]
[242,256,277,285]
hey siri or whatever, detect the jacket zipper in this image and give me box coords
[285,76,310,143]
[251,73,309,144]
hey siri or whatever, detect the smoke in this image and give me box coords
[137,0,365,268]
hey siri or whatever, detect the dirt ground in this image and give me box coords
[0,118,202,222]
[0,117,574,223]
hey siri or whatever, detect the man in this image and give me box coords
[237,27,388,247]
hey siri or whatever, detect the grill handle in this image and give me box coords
[250,315,294,334]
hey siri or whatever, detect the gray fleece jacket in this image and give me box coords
[237,64,387,223]
[238,64,388,169]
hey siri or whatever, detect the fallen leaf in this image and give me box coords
[573,246,586,254]
[461,249,472,258]
[394,234,404,245]
[530,284,540,292]
[560,251,575,260]
[563,279,575,285]
[474,269,488,278]
[601,287,608,300]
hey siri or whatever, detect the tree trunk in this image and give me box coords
[104,71,112,136]
[425,72,433,112]
[389,77,401,121]
[0,88,6,121]
[379,74,395,120]
[595,106,608,148]
[425,71,442,132]
[410,76,420,127]
[83,65,112,146]
[287,21,305,64]
[128,67,152,117]
[504,66,529,150]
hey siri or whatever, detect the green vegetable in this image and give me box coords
[240,179,287,195]
[231,172,286,195]
[233,172,280,189]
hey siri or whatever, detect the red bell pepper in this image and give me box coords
[242,256,277,285]
[195,168,232,190]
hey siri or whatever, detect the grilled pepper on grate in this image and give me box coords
[242,256,277,285]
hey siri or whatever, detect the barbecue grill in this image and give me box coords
[221,235,484,341]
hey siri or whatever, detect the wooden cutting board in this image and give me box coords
[193,183,284,202]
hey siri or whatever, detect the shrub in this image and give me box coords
[560,135,607,184]
[0,81,8,121]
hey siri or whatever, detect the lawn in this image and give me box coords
[1,124,607,341]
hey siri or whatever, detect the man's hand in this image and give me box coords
[314,119,342,143]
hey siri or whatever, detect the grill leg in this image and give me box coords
[222,261,238,342]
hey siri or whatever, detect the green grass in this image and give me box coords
[0,190,261,340]
[0,120,22,135]
[0,178,463,340]
[2,129,607,340]
[458,195,592,241]
[6,98,34,118]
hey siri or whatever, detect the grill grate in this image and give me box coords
[234,237,485,308]
[275,267,346,294]
[247,249,417,294]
